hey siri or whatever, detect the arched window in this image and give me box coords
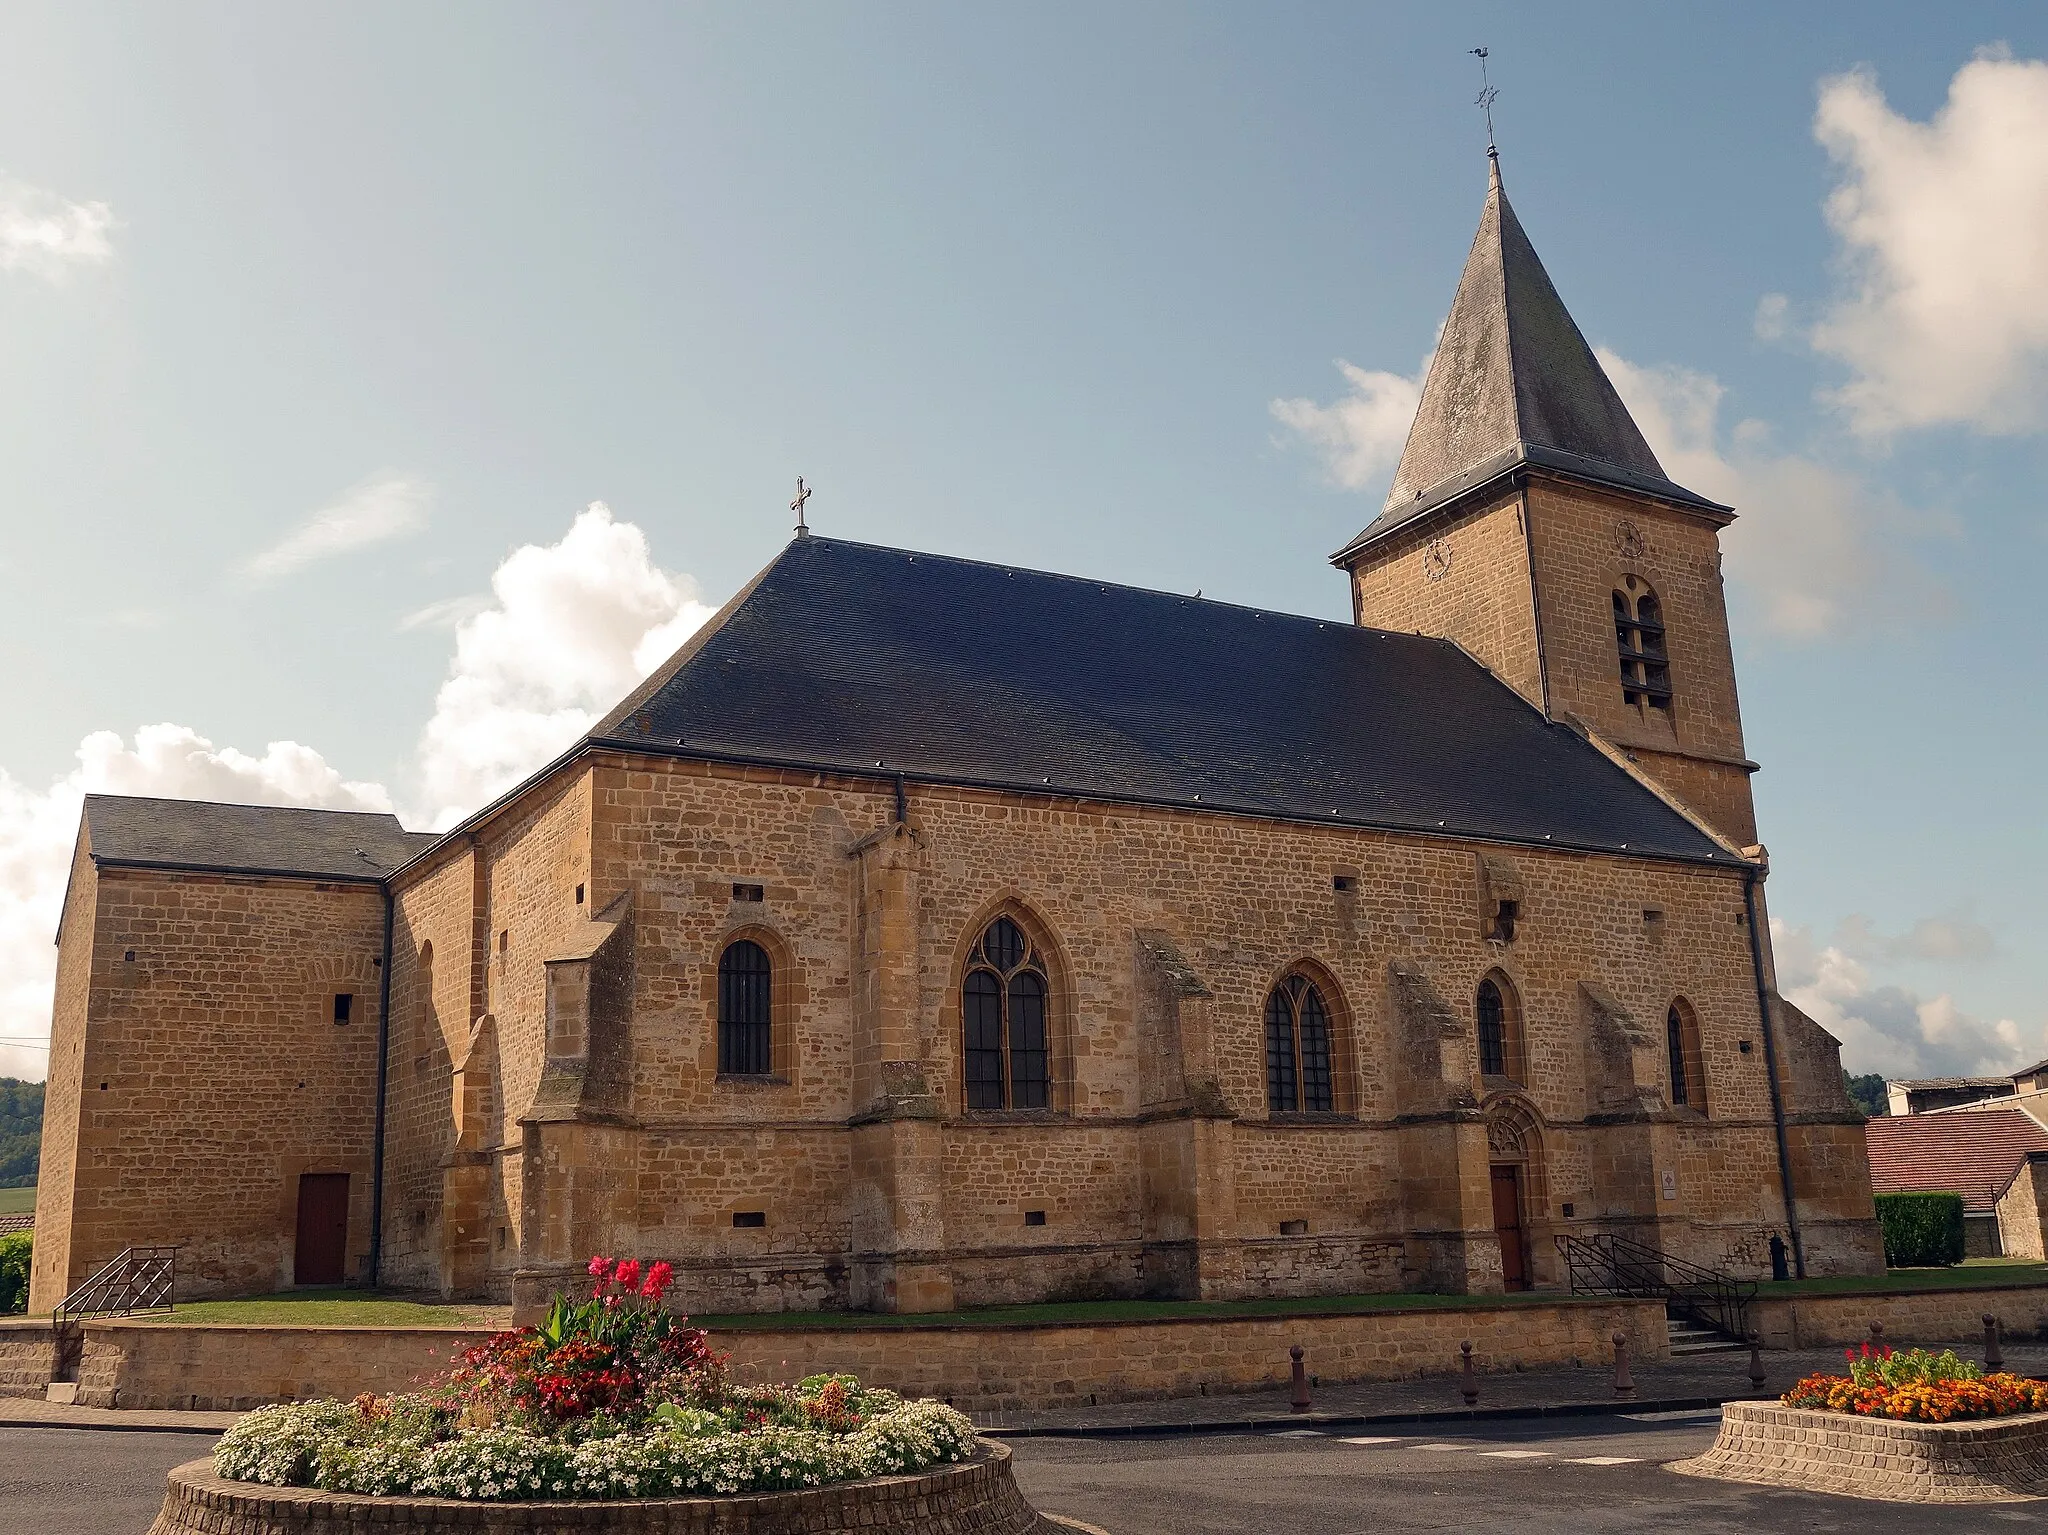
[963,916,1050,1110]
[1265,974,1334,1113]
[1667,999,1706,1112]
[717,939,773,1075]
[1614,584,1672,710]
[1476,974,1522,1083]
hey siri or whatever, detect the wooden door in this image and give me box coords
[294,1173,350,1286]
[1490,1164,1528,1291]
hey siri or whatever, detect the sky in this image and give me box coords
[2,2,2045,1084]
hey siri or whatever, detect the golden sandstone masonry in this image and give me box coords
[30,151,1883,1318]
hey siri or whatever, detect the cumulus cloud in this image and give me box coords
[396,594,491,633]
[1833,911,1998,965]
[0,170,114,281]
[244,473,432,583]
[1809,52,2048,436]
[1598,349,1946,638]
[0,727,390,1080]
[0,505,717,1076]
[1269,355,1429,490]
[1774,917,2037,1079]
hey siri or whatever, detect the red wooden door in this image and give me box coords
[1490,1165,1528,1291]
[294,1173,350,1286]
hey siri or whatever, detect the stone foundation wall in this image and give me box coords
[1752,1284,2048,1352]
[0,1318,54,1398]
[82,1296,1664,1413]
[148,1444,1051,1535]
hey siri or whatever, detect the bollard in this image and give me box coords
[1612,1331,1634,1397]
[1290,1345,1311,1413]
[1869,1319,1885,1349]
[1746,1330,1766,1391]
[1460,1340,1479,1407]
[1985,1314,2005,1372]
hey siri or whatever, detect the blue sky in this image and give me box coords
[1,2,2044,1081]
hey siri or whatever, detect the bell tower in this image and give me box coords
[1335,152,1758,849]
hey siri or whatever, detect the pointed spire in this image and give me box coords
[1335,155,1724,562]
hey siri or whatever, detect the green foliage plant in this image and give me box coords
[0,1230,29,1313]
[1876,1191,1966,1267]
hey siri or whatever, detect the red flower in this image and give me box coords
[613,1258,643,1293]
[642,1261,674,1300]
[587,1255,615,1285]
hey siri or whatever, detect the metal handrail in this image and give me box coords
[54,1245,178,1324]
[1555,1231,1757,1340]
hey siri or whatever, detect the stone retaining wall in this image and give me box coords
[1752,1285,2048,1353]
[1672,1400,2048,1503]
[148,1444,1054,1535]
[0,1317,54,1398]
[79,1296,1665,1413]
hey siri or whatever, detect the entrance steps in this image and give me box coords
[1667,1308,1745,1356]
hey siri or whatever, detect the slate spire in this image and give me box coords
[1339,155,1721,557]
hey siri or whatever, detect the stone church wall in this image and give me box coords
[31,859,386,1308]
[28,836,98,1311]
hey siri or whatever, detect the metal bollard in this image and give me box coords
[1460,1340,1479,1407]
[1290,1345,1311,1413]
[1746,1330,1766,1391]
[1985,1314,2005,1372]
[1612,1331,1634,1397]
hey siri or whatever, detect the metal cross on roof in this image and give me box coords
[1470,47,1499,154]
[791,477,811,537]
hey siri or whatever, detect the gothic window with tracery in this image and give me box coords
[963,917,1050,1110]
[1265,973,1334,1113]
[1614,585,1672,710]
[717,939,773,1075]
[1476,973,1523,1083]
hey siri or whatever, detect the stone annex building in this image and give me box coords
[30,155,1884,1317]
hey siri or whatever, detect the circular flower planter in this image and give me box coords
[151,1439,1064,1534]
[1671,1400,2048,1504]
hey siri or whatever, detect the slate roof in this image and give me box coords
[1333,156,1725,565]
[1865,1109,2048,1212]
[591,536,1733,865]
[83,794,434,880]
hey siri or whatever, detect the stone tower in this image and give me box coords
[1334,152,1757,851]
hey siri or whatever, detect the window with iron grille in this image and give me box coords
[1613,585,1672,710]
[717,939,773,1075]
[1265,973,1334,1113]
[963,916,1050,1110]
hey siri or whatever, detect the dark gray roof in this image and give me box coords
[592,537,1733,865]
[83,794,434,880]
[1335,157,1726,564]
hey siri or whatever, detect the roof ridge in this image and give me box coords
[82,792,409,823]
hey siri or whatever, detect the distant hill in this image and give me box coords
[0,1079,41,1188]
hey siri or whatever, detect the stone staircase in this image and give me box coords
[1667,1304,1745,1356]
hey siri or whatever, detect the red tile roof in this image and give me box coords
[1865,1109,2048,1212]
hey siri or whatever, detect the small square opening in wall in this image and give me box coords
[575,884,585,905]
[733,883,764,903]
[496,1227,508,1251]
[732,1210,767,1228]
[1023,1209,1047,1227]
[1561,1202,1576,1218]
[123,949,136,962]
[1279,1219,1308,1237]
[1332,873,1357,893]
[498,929,509,954]
[333,993,354,1025]
[1489,899,1519,943]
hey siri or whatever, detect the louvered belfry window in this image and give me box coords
[1265,973,1334,1113]
[717,939,773,1075]
[963,917,1051,1110]
[1614,587,1672,709]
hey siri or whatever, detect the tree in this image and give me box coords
[1844,1071,1888,1118]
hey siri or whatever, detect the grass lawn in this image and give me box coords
[0,1186,33,1216]
[1754,1257,2048,1298]
[148,1289,510,1328]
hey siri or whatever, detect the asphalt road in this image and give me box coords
[1003,1409,2048,1534]
[15,1415,2048,1535]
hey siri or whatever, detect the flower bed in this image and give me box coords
[1781,1342,2048,1424]
[211,1256,978,1502]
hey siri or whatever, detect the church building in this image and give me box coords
[30,154,1883,1317]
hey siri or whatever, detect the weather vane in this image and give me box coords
[791,476,811,538]
[1470,46,1499,155]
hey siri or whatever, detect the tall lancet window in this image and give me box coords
[1265,974,1334,1113]
[1614,583,1672,710]
[963,917,1051,1110]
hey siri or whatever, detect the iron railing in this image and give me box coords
[50,1246,177,1382]
[1555,1231,1756,1340]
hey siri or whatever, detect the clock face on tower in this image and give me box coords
[1616,520,1649,564]
[1423,538,1453,582]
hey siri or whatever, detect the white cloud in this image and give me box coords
[244,473,432,583]
[1773,917,2037,1079]
[1809,52,2048,436]
[1269,356,1429,490]
[0,171,114,281]
[1833,911,1997,965]
[0,727,390,1081]
[397,594,490,632]
[413,503,714,829]
[1598,349,1946,639]
[0,505,718,1077]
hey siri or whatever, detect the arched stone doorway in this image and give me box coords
[1484,1097,1547,1292]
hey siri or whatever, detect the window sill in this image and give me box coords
[1263,1110,1357,1126]
[1479,1074,1527,1094]
[958,1108,1069,1125]
[716,1073,791,1088]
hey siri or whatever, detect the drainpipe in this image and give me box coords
[368,883,395,1286]
[1744,869,1805,1278]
